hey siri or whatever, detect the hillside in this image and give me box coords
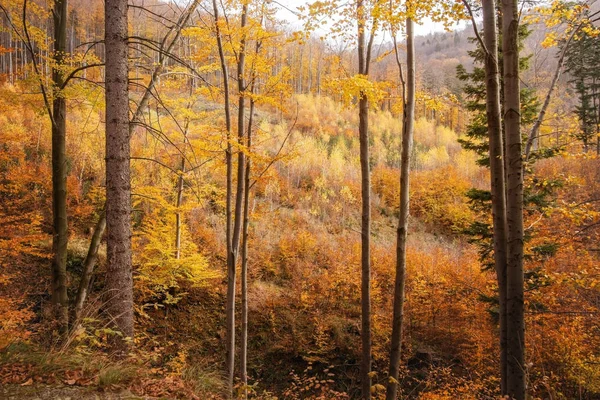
[1,0,599,399]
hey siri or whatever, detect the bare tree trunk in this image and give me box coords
[8,29,13,83]
[386,16,414,400]
[105,0,134,346]
[174,120,190,261]
[74,210,106,321]
[222,2,249,396]
[240,94,254,400]
[481,0,509,393]
[175,156,185,260]
[211,0,235,394]
[23,36,27,79]
[307,43,312,93]
[51,0,69,336]
[501,0,525,397]
[357,1,372,397]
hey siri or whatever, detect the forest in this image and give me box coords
[0,0,599,398]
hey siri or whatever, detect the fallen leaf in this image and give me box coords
[21,378,33,386]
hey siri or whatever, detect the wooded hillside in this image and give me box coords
[0,0,599,398]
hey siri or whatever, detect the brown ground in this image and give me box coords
[0,385,150,400]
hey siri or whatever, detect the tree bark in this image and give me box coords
[224,2,249,396]
[240,94,254,400]
[71,1,200,325]
[211,0,235,395]
[501,0,525,397]
[357,1,372,397]
[105,0,134,346]
[482,0,509,394]
[386,15,415,400]
[175,156,185,260]
[51,0,69,336]
[175,120,190,261]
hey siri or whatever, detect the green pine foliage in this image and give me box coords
[456,23,540,167]
[456,20,562,283]
[563,22,600,153]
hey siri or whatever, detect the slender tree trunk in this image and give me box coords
[357,1,372,397]
[105,0,134,346]
[223,2,249,396]
[240,95,254,400]
[359,73,372,400]
[211,0,235,394]
[8,29,13,83]
[51,0,69,336]
[23,36,27,79]
[501,0,525,397]
[175,156,185,260]
[175,119,190,261]
[386,16,415,400]
[482,0,509,394]
[74,210,106,321]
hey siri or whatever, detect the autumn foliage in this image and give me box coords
[0,0,599,398]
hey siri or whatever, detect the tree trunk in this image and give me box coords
[105,0,134,346]
[8,29,13,83]
[359,75,372,400]
[224,2,249,396]
[211,0,235,394]
[482,0,509,394]
[175,119,190,262]
[386,16,415,400]
[71,1,200,325]
[501,0,525,397]
[51,0,69,336]
[74,210,106,321]
[175,156,185,260]
[357,1,372,397]
[240,95,254,400]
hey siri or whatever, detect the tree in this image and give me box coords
[356,2,375,397]
[0,0,91,335]
[50,0,69,335]
[104,0,134,346]
[208,0,251,394]
[229,3,248,394]
[501,0,525,396]
[462,0,510,393]
[301,1,385,396]
[456,20,538,167]
[459,1,526,396]
[527,1,600,158]
[385,10,415,400]
[73,0,201,324]
[563,22,600,153]
[386,2,466,396]
[480,0,509,394]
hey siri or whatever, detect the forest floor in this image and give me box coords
[0,384,149,400]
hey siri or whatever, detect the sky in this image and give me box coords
[272,0,467,37]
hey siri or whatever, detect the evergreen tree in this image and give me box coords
[458,18,562,327]
[564,25,600,153]
[457,21,540,270]
[457,22,539,167]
